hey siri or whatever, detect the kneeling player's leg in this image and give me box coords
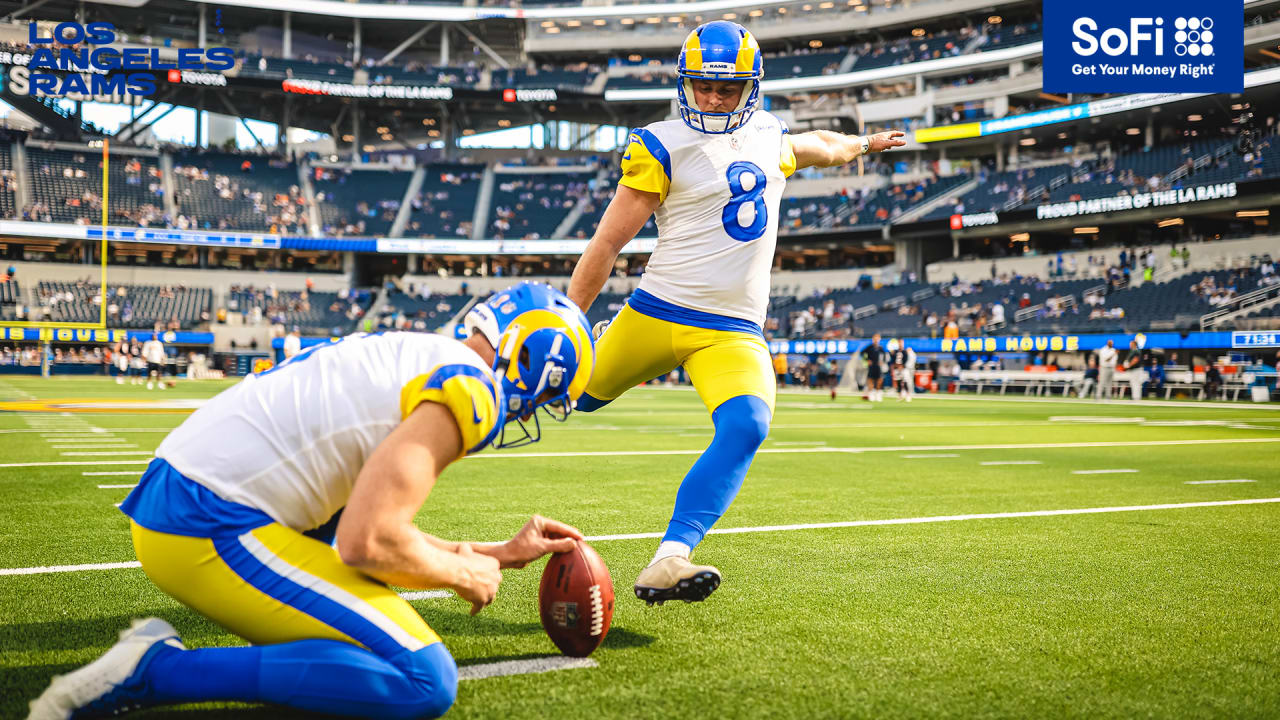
[662,331,775,552]
[577,305,680,413]
[130,522,456,719]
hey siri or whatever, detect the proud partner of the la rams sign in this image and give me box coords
[17,22,233,98]
[1043,1,1242,93]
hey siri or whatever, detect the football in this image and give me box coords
[538,541,614,657]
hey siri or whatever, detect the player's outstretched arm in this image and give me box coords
[336,401,502,614]
[568,184,660,313]
[791,129,907,170]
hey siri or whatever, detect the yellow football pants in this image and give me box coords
[131,521,442,653]
[585,305,775,414]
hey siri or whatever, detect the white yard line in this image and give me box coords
[1186,479,1256,484]
[1072,469,1140,475]
[901,453,959,458]
[37,429,115,434]
[82,471,143,476]
[0,429,174,434]
[1049,416,1147,423]
[59,451,153,457]
[583,498,1280,541]
[0,381,37,400]
[979,460,1043,466]
[97,484,137,489]
[0,561,142,575]
[4,436,1278,470]
[51,445,138,450]
[5,497,1278,576]
[399,590,453,601]
[463,437,1280,460]
[0,460,151,468]
[458,657,598,681]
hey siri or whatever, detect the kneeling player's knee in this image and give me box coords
[713,395,771,448]
[397,643,458,719]
[574,392,610,414]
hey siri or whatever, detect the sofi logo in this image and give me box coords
[1071,16,1213,57]
[1045,1,1240,93]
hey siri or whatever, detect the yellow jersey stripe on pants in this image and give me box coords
[585,304,775,414]
[131,521,443,653]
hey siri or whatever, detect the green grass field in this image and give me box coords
[1,376,1278,719]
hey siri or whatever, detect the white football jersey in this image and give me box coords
[156,332,502,531]
[619,110,795,327]
[142,340,165,364]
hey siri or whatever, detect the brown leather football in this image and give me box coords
[538,540,614,657]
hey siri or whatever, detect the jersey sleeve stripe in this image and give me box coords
[631,128,672,181]
[400,363,503,456]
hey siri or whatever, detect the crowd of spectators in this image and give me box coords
[313,167,402,237]
[491,174,592,240]
[173,157,308,233]
[404,167,482,238]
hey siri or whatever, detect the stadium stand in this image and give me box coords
[0,280,18,319]
[497,65,596,90]
[853,175,969,226]
[489,171,594,239]
[584,292,629,329]
[377,290,472,331]
[928,133,1276,220]
[25,147,165,226]
[0,141,15,220]
[604,73,676,89]
[172,152,308,233]
[1012,270,1267,333]
[770,282,933,337]
[567,168,658,239]
[240,55,355,83]
[228,286,373,334]
[314,166,412,237]
[404,163,484,238]
[764,49,847,79]
[35,281,211,329]
[980,22,1043,51]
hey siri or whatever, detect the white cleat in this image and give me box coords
[634,556,722,605]
[27,617,182,720]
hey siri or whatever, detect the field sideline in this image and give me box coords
[1,376,1278,718]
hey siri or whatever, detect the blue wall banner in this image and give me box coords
[1043,1,1242,93]
[768,331,1241,356]
[1232,331,1280,348]
[0,327,213,344]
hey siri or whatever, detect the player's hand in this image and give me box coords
[592,320,610,340]
[455,542,502,616]
[497,515,585,569]
[867,131,907,153]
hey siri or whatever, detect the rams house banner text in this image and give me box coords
[18,22,233,98]
[1042,0,1243,93]
[0,328,215,344]
[768,332,1243,355]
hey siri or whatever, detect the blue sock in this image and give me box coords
[663,395,771,548]
[143,639,456,720]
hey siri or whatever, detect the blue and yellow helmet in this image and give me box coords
[466,283,595,448]
[676,21,763,134]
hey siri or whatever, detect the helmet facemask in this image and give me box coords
[492,326,577,450]
[677,76,760,134]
